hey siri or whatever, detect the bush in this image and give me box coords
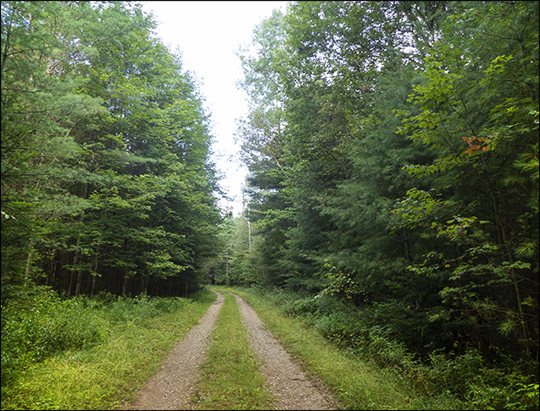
[428,349,539,409]
[1,288,196,386]
[246,285,539,410]
[152,296,191,313]
[1,291,107,384]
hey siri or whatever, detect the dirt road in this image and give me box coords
[230,292,335,410]
[122,290,337,410]
[123,291,224,410]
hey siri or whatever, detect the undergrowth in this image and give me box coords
[1,286,216,410]
[238,286,539,410]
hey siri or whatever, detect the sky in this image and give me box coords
[141,1,289,216]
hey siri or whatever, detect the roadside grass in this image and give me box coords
[232,287,463,410]
[1,289,217,410]
[190,287,273,410]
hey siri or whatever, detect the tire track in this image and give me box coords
[229,292,337,410]
[123,290,224,410]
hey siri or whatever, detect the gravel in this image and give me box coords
[230,292,337,410]
[122,291,224,410]
[121,290,339,410]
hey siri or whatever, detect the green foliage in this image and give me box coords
[1,288,216,410]
[234,2,538,400]
[1,289,105,384]
[234,287,424,410]
[1,1,221,301]
[191,291,272,410]
[245,285,539,409]
[0,287,196,389]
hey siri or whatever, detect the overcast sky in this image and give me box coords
[141,1,289,215]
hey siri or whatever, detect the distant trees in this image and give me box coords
[231,0,538,373]
[1,1,221,302]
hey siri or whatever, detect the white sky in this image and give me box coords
[141,1,289,216]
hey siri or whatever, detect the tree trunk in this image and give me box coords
[75,268,83,296]
[140,275,149,295]
[122,275,128,297]
[90,241,100,298]
[24,241,34,287]
[225,246,230,286]
[70,236,81,296]
[248,219,251,251]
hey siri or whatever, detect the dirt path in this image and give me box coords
[230,292,337,410]
[122,291,224,410]
[122,290,337,410]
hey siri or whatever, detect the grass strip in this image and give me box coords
[1,290,217,410]
[232,288,463,411]
[190,289,273,410]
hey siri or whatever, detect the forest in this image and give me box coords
[1,1,222,300]
[207,0,539,407]
[1,1,538,409]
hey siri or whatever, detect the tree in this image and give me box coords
[1,1,221,302]
[393,0,539,362]
[237,0,539,371]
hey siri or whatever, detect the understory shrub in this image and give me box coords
[245,285,539,410]
[1,289,105,384]
[0,287,193,386]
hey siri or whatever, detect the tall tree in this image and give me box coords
[237,0,538,369]
[1,1,221,302]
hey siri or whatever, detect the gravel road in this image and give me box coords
[122,290,338,410]
[230,292,336,410]
[122,291,224,410]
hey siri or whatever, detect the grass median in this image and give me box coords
[190,288,273,410]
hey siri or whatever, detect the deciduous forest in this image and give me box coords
[1,1,538,409]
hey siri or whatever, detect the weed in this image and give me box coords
[236,286,539,410]
[232,287,422,410]
[1,288,216,410]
